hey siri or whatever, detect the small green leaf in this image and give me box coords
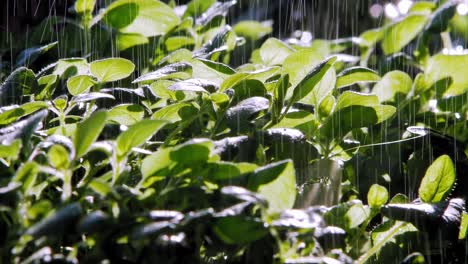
[460,213,468,240]
[0,139,22,159]
[74,0,96,13]
[90,58,135,83]
[373,71,412,102]
[108,104,145,126]
[67,75,96,96]
[0,67,37,105]
[336,66,381,88]
[248,160,296,212]
[183,0,216,18]
[151,102,198,123]
[418,155,455,203]
[74,110,108,158]
[317,95,336,119]
[116,119,167,158]
[141,148,173,179]
[259,38,294,66]
[382,15,428,55]
[36,74,58,100]
[48,145,70,169]
[368,184,389,209]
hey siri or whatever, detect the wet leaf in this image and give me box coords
[0,102,48,125]
[170,138,214,163]
[214,216,268,244]
[0,109,47,145]
[26,203,82,238]
[367,184,389,209]
[108,104,145,126]
[382,15,428,55]
[74,110,108,158]
[71,92,115,103]
[226,97,269,132]
[424,54,468,96]
[335,66,380,89]
[373,71,412,102]
[90,58,135,83]
[168,78,218,93]
[418,155,455,203]
[116,119,167,158]
[0,67,37,105]
[67,75,96,96]
[15,42,58,68]
[133,62,192,83]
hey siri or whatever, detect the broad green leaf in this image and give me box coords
[141,148,172,179]
[133,62,192,83]
[336,67,381,88]
[234,20,272,40]
[324,200,369,230]
[367,184,389,209]
[373,71,412,102]
[67,75,96,96]
[220,66,280,91]
[283,49,324,90]
[116,119,167,158]
[0,110,48,145]
[53,58,89,77]
[15,42,58,68]
[117,33,149,51]
[74,0,96,13]
[424,54,468,96]
[360,28,384,47]
[0,102,48,125]
[272,111,319,135]
[382,15,428,55]
[151,102,198,123]
[191,60,231,85]
[74,110,108,158]
[214,216,268,244]
[100,0,180,37]
[108,104,145,126]
[259,38,294,66]
[170,139,214,164]
[90,58,135,83]
[317,95,336,119]
[202,162,257,181]
[183,0,216,18]
[291,56,337,104]
[248,160,296,212]
[168,78,218,94]
[226,97,269,132]
[418,155,455,203]
[71,92,115,103]
[335,91,380,110]
[425,2,457,33]
[165,36,195,51]
[409,2,436,14]
[230,79,267,103]
[0,67,37,105]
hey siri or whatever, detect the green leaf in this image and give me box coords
[272,111,319,135]
[53,58,89,77]
[373,71,412,102]
[220,66,279,91]
[170,139,214,164]
[14,162,39,192]
[90,58,135,83]
[108,104,145,126]
[74,110,108,158]
[133,62,192,83]
[336,67,381,89]
[248,160,296,212]
[283,49,323,90]
[382,15,428,55]
[116,119,167,158]
[36,74,58,100]
[203,162,257,181]
[0,139,22,159]
[335,91,379,110]
[424,54,468,96]
[151,102,198,123]
[15,42,58,68]
[259,38,294,66]
[67,75,96,96]
[233,20,272,40]
[368,184,389,209]
[317,95,335,119]
[0,67,37,105]
[418,155,455,203]
[74,0,96,13]
[100,0,180,37]
[48,145,70,169]
[117,33,149,51]
[0,102,48,125]
[141,147,173,179]
[183,0,216,18]
[214,216,268,244]
[291,56,337,104]
[460,213,468,240]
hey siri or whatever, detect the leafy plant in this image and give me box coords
[0,0,467,263]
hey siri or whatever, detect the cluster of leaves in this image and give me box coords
[0,0,467,263]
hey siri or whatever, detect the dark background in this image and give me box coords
[0,0,379,39]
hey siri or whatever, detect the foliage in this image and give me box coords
[0,0,467,263]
